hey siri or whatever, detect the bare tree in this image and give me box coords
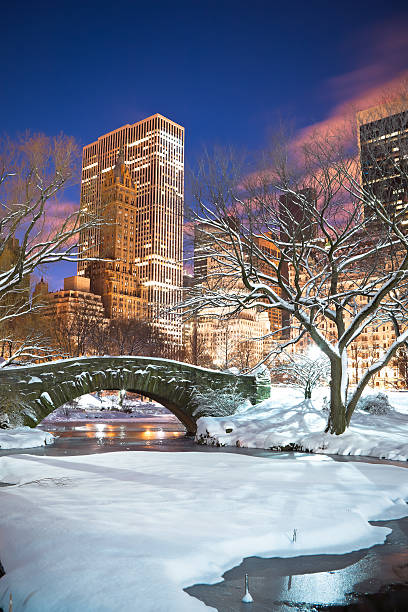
[103,318,164,357]
[0,331,60,367]
[182,319,214,368]
[89,320,111,356]
[49,309,98,358]
[0,132,103,364]
[232,339,257,373]
[182,96,408,434]
[274,351,330,399]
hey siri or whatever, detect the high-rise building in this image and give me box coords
[79,114,184,342]
[357,101,408,230]
[278,188,318,244]
[90,148,146,320]
[278,188,318,338]
[253,234,283,337]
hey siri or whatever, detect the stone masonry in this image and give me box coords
[0,357,271,433]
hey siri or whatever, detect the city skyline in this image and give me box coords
[2,1,408,289]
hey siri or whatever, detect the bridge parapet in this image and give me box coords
[0,356,271,433]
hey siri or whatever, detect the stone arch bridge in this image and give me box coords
[0,356,271,433]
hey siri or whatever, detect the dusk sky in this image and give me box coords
[2,0,408,287]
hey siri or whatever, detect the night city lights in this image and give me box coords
[0,1,408,610]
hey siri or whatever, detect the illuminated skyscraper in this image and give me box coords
[357,101,408,229]
[78,114,184,342]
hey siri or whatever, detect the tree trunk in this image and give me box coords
[326,358,347,435]
[304,381,311,399]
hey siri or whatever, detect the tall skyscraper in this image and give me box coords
[278,188,318,244]
[78,114,184,342]
[357,101,408,230]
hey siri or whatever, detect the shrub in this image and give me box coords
[192,383,247,418]
[0,388,27,427]
[357,392,393,415]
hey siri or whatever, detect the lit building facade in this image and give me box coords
[188,223,273,370]
[91,149,146,320]
[79,114,184,342]
[289,274,401,389]
[34,276,107,323]
[253,234,283,338]
[357,101,408,230]
[33,275,108,358]
[193,307,271,370]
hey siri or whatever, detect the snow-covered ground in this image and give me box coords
[41,393,177,422]
[0,427,54,450]
[196,387,408,461]
[0,451,407,611]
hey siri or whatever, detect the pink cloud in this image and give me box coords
[293,71,408,154]
[293,19,408,153]
[27,199,80,249]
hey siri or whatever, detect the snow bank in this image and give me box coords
[196,387,408,461]
[74,393,102,409]
[0,451,407,611]
[0,427,54,450]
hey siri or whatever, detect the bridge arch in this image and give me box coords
[0,356,271,433]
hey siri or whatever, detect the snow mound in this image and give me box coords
[196,387,408,461]
[0,451,407,611]
[0,426,54,449]
[74,393,103,409]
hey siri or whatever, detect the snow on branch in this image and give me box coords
[180,96,408,434]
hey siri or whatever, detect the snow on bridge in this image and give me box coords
[0,356,271,433]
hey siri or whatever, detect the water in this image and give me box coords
[1,418,408,610]
[2,419,406,468]
[186,517,408,611]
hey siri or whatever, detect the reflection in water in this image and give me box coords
[187,517,408,611]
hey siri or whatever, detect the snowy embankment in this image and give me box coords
[0,427,54,450]
[196,388,408,461]
[0,451,407,611]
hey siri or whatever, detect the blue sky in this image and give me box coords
[2,0,408,288]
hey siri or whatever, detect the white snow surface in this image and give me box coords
[0,451,407,611]
[197,387,408,461]
[0,427,54,449]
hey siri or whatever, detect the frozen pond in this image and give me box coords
[187,516,408,611]
[1,417,407,610]
[1,418,407,469]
